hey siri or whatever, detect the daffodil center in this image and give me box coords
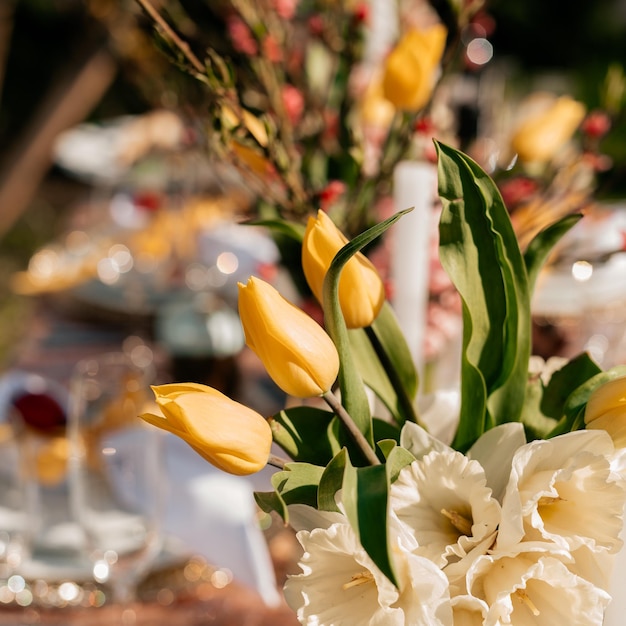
[537,495,565,507]
[342,570,374,591]
[514,589,540,616]
[441,508,472,535]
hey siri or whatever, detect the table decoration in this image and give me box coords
[140,141,626,625]
[131,0,482,237]
[67,352,164,609]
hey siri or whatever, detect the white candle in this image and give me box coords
[391,161,436,380]
[365,0,399,64]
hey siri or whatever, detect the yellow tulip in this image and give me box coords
[238,276,340,397]
[359,70,396,129]
[584,376,626,449]
[302,210,385,329]
[382,24,448,111]
[140,383,272,475]
[511,95,586,164]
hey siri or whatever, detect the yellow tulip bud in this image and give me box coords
[511,95,586,164]
[359,71,396,128]
[238,277,340,397]
[584,376,626,448]
[382,24,448,111]
[140,382,272,475]
[302,210,385,329]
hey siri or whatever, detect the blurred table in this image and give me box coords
[1,291,302,625]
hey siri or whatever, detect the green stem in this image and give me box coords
[267,453,288,470]
[364,326,422,426]
[323,391,381,466]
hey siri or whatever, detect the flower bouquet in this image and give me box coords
[140,142,626,625]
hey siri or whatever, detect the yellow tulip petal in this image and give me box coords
[302,210,385,329]
[585,377,626,423]
[238,276,340,397]
[585,408,626,449]
[382,24,447,112]
[144,385,272,476]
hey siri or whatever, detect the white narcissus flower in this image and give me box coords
[390,449,501,568]
[467,549,610,626]
[450,595,489,626]
[497,430,626,554]
[284,520,453,626]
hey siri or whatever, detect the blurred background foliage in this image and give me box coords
[0,0,625,365]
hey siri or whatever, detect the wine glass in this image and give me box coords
[0,419,35,584]
[68,352,164,609]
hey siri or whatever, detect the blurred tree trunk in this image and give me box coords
[0,35,116,238]
[0,1,16,108]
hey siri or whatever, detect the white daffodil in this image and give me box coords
[390,449,501,568]
[450,594,489,626]
[287,504,346,533]
[400,421,451,460]
[567,543,616,592]
[467,548,610,626]
[467,422,527,502]
[284,520,453,626]
[497,429,626,554]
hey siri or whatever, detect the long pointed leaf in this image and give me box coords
[524,214,582,291]
[342,461,398,587]
[436,142,531,449]
[323,208,413,442]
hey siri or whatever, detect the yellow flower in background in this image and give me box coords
[34,436,70,487]
[382,24,448,112]
[238,276,340,398]
[584,377,626,448]
[359,70,396,129]
[141,383,272,475]
[511,95,586,164]
[302,210,385,329]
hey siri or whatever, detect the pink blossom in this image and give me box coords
[353,2,369,23]
[498,176,538,209]
[581,111,611,138]
[262,34,283,63]
[227,16,258,56]
[281,84,305,125]
[273,0,298,20]
[318,180,347,211]
[307,14,324,36]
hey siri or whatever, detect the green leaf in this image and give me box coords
[540,353,603,419]
[270,407,337,465]
[523,214,582,292]
[380,442,415,483]
[254,490,287,521]
[436,141,531,449]
[519,353,603,440]
[318,449,348,512]
[372,418,401,445]
[342,461,398,587]
[519,375,559,441]
[256,462,326,523]
[348,327,398,420]
[347,303,420,425]
[245,218,306,242]
[369,303,418,400]
[548,364,626,437]
[323,208,413,442]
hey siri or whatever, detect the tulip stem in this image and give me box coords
[322,391,381,466]
[267,454,288,470]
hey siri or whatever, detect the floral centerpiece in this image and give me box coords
[140,141,626,625]
[131,0,482,236]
